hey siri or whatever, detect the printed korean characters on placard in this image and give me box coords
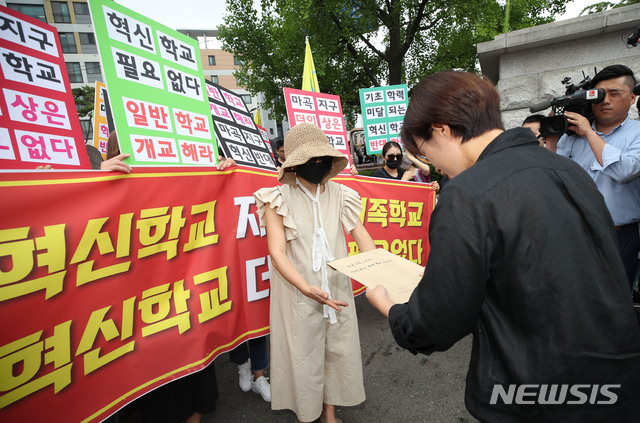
[0,5,91,169]
[359,84,408,155]
[206,80,277,171]
[283,87,352,172]
[88,0,217,166]
[256,124,277,165]
[92,81,111,158]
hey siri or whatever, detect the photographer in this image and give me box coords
[546,64,640,289]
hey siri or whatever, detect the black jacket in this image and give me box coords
[389,128,640,422]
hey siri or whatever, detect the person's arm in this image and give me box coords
[400,165,416,181]
[350,219,376,252]
[264,205,348,311]
[100,153,131,173]
[366,285,395,318]
[405,151,432,174]
[369,184,487,355]
[564,111,605,165]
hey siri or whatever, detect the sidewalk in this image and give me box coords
[112,294,476,423]
[204,294,476,423]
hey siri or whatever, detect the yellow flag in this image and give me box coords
[254,108,263,127]
[302,37,320,93]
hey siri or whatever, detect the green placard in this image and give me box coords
[88,0,217,166]
[358,84,408,155]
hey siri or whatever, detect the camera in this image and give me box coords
[529,73,605,137]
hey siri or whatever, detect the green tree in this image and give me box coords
[73,85,95,140]
[218,0,570,123]
[580,0,640,15]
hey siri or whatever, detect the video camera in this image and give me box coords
[529,72,605,137]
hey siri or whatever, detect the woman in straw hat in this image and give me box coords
[254,123,376,423]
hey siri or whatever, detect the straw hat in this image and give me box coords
[278,123,347,185]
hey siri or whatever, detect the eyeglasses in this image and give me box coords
[386,154,402,161]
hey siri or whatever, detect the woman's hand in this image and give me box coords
[100,153,131,173]
[304,285,348,312]
[217,156,237,170]
[401,165,416,181]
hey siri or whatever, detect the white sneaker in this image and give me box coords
[237,360,252,392]
[251,376,271,402]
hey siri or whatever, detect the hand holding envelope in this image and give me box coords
[327,248,423,304]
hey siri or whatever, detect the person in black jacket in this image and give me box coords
[366,71,640,423]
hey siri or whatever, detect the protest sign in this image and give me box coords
[359,84,408,154]
[91,80,111,158]
[206,80,277,170]
[256,124,277,163]
[88,0,217,166]
[0,168,433,421]
[0,5,90,170]
[283,87,353,172]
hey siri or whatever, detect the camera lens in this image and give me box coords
[540,115,568,137]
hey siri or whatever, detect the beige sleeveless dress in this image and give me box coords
[254,181,365,422]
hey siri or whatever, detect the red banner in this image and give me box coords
[0,167,434,422]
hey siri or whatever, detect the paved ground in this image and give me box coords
[113,294,477,423]
[206,294,476,423]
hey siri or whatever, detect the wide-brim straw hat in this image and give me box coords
[278,123,347,186]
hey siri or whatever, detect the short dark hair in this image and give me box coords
[401,71,504,154]
[275,139,284,150]
[381,141,402,157]
[522,114,544,125]
[591,64,636,91]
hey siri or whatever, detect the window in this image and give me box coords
[208,55,216,66]
[234,56,244,65]
[79,33,97,54]
[59,33,77,54]
[241,94,252,105]
[85,62,102,84]
[7,4,47,22]
[66,62,82,83]
[210,75,218,84]
[79,119,93,141]
[51,2,71,23]
[73,2,91,24]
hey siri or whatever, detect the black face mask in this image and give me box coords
[296,158,333,184]
[386,158,402,169]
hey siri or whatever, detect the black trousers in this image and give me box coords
[616,222,640,290]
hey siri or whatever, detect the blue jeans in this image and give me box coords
[229,337,268,371]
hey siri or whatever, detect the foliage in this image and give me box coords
[580,0,640,15]
[72,85,95,141]
[72,85,95,118]
[218,0,570,123]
